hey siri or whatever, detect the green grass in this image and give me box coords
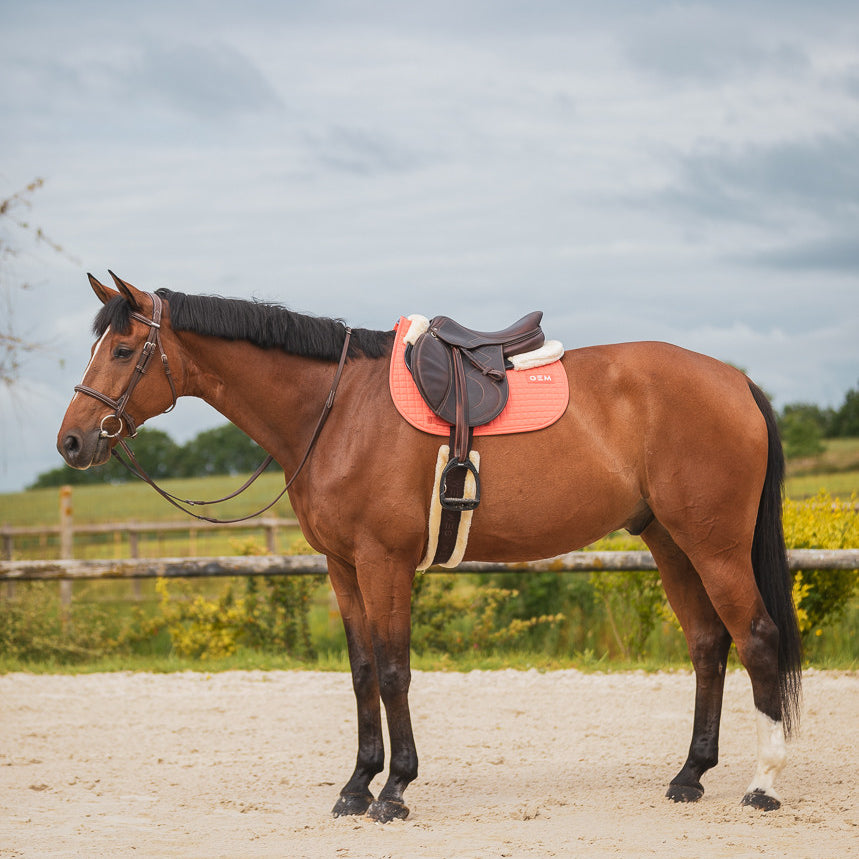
[786,470,859,500]
[0,473,302,560]
[0,472,296,527]
[2,639,853,675]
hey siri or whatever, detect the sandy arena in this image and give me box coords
[1,669,856,858]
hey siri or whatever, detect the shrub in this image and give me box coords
[410,573,562,655]
[155,535,322,660]
[156,578,246,660]
[590,570,667,660]
[783,491,859,638]
[0,582,160,663]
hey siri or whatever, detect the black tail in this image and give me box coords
[748,381,802,736]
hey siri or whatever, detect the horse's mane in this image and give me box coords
[93,289,393,361]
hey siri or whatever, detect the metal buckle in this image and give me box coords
[439,457,481,511]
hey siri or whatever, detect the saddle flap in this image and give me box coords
[411,334,509,427]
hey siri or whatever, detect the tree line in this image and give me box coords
[777,383,859,458]
[30,424,278,488]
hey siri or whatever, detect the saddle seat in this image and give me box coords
[427,311,545,354]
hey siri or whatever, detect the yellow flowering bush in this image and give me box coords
[783,491,858,638]
[155,578,246,660]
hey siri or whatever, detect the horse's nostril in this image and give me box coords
[63,431,82,457]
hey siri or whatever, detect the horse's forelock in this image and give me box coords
[93,295,134,337]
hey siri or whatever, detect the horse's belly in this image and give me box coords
[462,465,639,562]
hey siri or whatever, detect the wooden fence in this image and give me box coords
[2,549,858,582]
[0,516,300,561]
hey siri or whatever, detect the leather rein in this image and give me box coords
[73,291,352,524]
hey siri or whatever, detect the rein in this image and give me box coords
[74,290,353,524]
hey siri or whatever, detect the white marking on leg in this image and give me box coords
[71,328,110,403]
[746,710,786,801]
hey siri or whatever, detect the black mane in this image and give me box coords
[93,289,393,361]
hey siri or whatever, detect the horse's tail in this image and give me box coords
[748,380,803,736]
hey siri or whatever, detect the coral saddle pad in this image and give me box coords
[389,316,569,437]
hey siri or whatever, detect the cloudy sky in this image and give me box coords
[1,0,857,492]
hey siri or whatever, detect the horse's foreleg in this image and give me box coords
[358,557,419,823]
[327,557,385,817]
[642,521,732,803]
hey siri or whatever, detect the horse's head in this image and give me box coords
[57,272,179,469]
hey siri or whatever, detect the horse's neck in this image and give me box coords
[178,333,339,469]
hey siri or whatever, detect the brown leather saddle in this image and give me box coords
[407,311,544,512]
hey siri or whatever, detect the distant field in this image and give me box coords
[786,470,859,500]
[0,472,296,527]
[0,473,302,560]
[786,436,859,499]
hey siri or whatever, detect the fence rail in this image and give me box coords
[2,549,857,582]
[1,516,301,560]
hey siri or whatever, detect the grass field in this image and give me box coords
[786,437,859,498]
[0,472,296,527]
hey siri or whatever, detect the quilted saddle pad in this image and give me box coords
[389,316,569,437]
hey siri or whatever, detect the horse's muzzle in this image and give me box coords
[58,427,110,469]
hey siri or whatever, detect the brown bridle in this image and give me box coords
[74,290,177,439]
[72,289,352,523]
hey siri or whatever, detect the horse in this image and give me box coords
[57,272,802,822]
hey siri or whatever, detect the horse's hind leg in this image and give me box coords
[671,540,791,811]
[642,520,732,803]
[327,557,385,817]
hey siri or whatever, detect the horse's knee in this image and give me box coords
[377,662,411,701]
[687,626,731,674]
[351,655,377,693]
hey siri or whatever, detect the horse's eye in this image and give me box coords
[113,345,134,360]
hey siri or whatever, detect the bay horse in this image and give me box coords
[57,272,802,821]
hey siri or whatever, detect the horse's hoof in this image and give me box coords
[741,789,781,811]
[666,782,704,803]
[366,798,409,823]
[332,792,374,817]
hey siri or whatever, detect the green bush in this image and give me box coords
[590,570,668,660]
[410,573,561,655]
[0,582,160,664]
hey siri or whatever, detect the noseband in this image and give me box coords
[74,291,177,438]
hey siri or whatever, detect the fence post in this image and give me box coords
[2,530,14,599]
[266,522,277,554]
[128,522,142,600]
[59,485,74,628]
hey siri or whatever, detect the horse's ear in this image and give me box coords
[108,271,144,311]
[88,272,120,305]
